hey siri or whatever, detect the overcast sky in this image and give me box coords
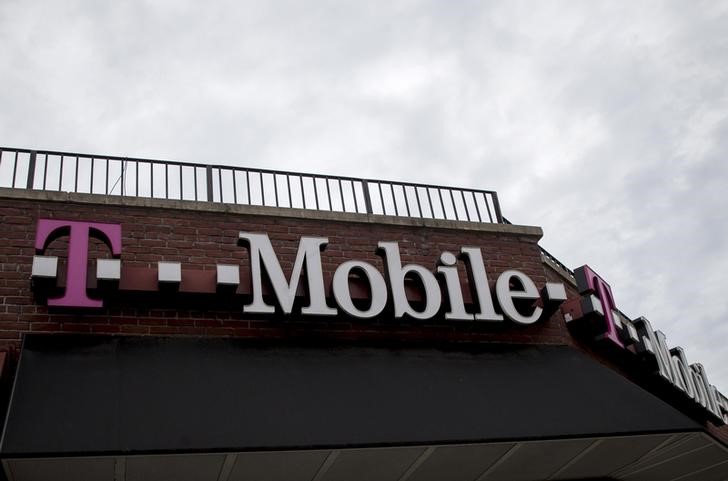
[2,1,727,390]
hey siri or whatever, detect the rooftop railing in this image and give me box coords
[0,147,582,285]
[0,147,503,224]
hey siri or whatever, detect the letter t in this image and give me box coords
[35,219,122,308]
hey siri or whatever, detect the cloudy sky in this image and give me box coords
[2,1,728,389]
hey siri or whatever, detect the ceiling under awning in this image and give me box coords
[3,432,728,481]
[1,334,726,480]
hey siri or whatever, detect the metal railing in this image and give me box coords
[502,217,576,283]
[540,246,576,281]
[0,147,503,224]
[1,147,583,282]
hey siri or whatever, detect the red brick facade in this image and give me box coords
[0,190,567,358]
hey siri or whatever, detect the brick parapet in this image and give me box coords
[0,191,567,357]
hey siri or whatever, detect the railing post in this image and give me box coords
[121,158,126,196]
[492,193,504,223]
[206,165,213,202]
[362,181,373,214]
[26,150,37,189]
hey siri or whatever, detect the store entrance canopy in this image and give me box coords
[2,335,726,480]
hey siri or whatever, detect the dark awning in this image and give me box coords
[1,334,701,457]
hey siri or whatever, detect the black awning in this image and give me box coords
[0,334,700,457]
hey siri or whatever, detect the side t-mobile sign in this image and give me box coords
[31,219,567,324]
[566,265,728,425]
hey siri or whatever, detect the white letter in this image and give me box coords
[437,252,472,321]
[460,247,503,322]
[670,347,696,399]
[239,232,336,316]
[333,261,387,319]
[377,241,441,320]
[633,318,676,385]
[495,270,542,325]
[691,363,722,418]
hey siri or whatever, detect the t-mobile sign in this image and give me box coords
[32,219,567,325]
[567,265,728,425]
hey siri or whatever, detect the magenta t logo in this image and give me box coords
[35,219,122,308]
[573,265,624,348]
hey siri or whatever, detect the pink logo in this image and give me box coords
[35,219,122,308]
[574,265,624,348]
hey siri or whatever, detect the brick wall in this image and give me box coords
[0,191,568,362]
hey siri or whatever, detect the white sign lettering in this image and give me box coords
[239,232,567,324]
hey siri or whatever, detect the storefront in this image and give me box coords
[0,148,726,480]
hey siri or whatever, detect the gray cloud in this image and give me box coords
[2,1,727,388]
